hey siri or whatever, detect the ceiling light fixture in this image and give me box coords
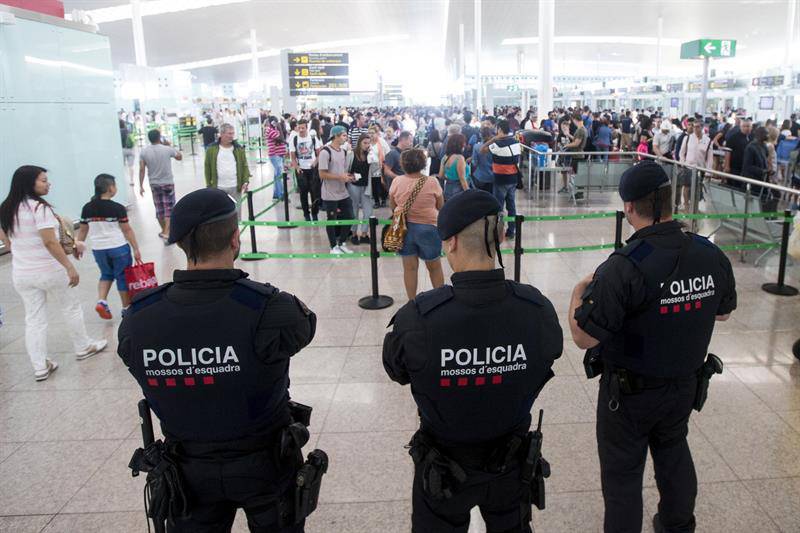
[161,34,410,71]
[25,55,113,77]
[66,0,253,24]
[501,36,683,46]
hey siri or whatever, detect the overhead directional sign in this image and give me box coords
[708,79,736,90]
[637,85,662,94]
[289,52,348,65]
[287,51,350,96]
[680,39,736,59]
[290,64,349,78]
[384,83,403,100]
[752,75,784,87]
[290,77,349,96]
[667,83,684,92]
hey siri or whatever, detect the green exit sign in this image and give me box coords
[680,39,736,59]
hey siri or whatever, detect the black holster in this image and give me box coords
[693,353,723,412]
[285,402,328,525]
[520,430,550,511]
[407,431,468,501]
[294,449,329,524]
[583,346,603,379]
[128,441,190,533]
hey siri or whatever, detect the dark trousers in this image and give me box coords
[323,198,354,248]
[297,168,321,220]
[411,463,531,533]
[597,372,698,533]
[371,176,386,205]
[474,180,494,193]
[169,448,304,533]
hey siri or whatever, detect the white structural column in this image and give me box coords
[474,0,482,112]
[537,0,554,115]
[250,29,259,86]
[131,0,147,67]
[784,0,797,114]
[518,50,529,111]
[458,23,465,79]
[656,16,663,77]
[785,0,797,66]
[279,49,297,113]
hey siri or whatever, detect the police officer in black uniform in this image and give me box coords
[568,161,737,533]
[383,189,563,533]
[118,188,321,532]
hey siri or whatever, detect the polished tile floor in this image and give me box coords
[1,151,799,532]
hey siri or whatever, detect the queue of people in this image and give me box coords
[2,100,778,533]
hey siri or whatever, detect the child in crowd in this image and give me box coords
[76,174,141,319]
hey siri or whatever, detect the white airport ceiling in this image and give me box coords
[62,0,799,84]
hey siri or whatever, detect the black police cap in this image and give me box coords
[437,189,502,240]
[618,160,670,202]
[168,188,237,244]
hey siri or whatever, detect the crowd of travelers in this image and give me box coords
[3,102,798,381]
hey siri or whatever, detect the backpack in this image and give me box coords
[321,145,349,170]
[674,132,687,161]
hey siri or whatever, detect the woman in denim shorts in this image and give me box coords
[388,148,445,300]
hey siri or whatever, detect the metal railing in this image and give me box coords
[519,145,798,255]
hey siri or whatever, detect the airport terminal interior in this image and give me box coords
[1,1,800,532]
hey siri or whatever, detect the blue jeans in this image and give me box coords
[444,180,466,202]
[270,155,285,199]
[493,182,516,235]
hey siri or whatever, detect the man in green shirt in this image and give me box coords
[204,123,251,201]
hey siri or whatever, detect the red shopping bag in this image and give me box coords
[124,261,158,297]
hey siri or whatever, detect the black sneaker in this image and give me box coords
[505,231,515,240]
[373,203,381,209]
[351,235,360,245]
[361,235,371,244]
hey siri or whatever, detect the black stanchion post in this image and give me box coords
[278,172,296,229]
[358,217,394,310]
[241,190,261,261]
[762,209,798,296]
[614,210,625,249]
[257,142,265,165]
[513,214,523,283]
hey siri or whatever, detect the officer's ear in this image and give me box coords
[446,236,457,255]
[623,201,635,219]
[231,226,241,248]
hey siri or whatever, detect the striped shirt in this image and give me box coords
[488,136,521,185]
[9,199,63,277]
[265,126,287,157]
[348,126,369,149]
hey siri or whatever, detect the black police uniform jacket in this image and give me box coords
[118,269,316,442]
[575,220,737,378]
[383,270,563,446]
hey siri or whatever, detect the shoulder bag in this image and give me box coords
[55,212,76,255]
[382,176,428,252]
